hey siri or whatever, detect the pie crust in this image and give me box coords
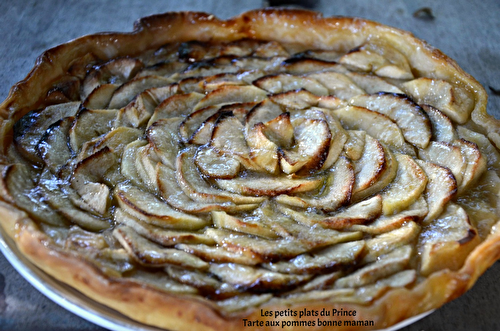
[1,9,500,331]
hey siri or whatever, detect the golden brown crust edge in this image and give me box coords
[0,8,498,331]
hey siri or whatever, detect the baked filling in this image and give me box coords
[0,10,499,330]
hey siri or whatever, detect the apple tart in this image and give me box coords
[1,8,500,331]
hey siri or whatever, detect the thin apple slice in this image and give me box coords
[165,265,238,298]
[274,157,353,212]
[147,92,204,127]
[193,85,268,111]
[276,195,381,230]
[280,118,331,175]
[134,144,160,193]
[232,56,287,71]
[416,160,457,224]
[0,164,66,227]
[307,71,365,99]
[113,225,208,269]
[262,112,294,150]
[253,74,329,96]
[320,110,348,170]
[402,78,474,124]
[245,99,284,130]
[262,241,365,275]
[418,141,466,187]
[362,221,421,263]
[216,174,324,197]
[114,208,214,246]
[209,263,310,291]
[334,245,413,288]
[352,134,386,195]
[108,75,173,109]
[82,126,142,160]
[246,122,280,174]
[176,244,264,266]
[343,130,366,161]
[176,146,265,204]
[81,57,143,99]
[454,139,487,194]
[121,140,147,186]
[380,154,427,215]
[353,145,398,201]
[419,203,480,276]
[334,106,413,154]
[157,163,258,213]
[457,126,500,170]
[13,102,80,164]
[200,73,246,91]
[212,211,278,239]
[36,117,74,174]
[82,83,119,109]
[281,58,346,75]
[134,61,188,78]
[179,105,221,144]
[295,49,344,62]
[268,89,319,110]
[204,228,308,261]
[194,146,240,179]
[339,41,413,79]
[115,183,209,230]
[69,108,116,152]
[345,72,403,94]
[421,104,457,143]
[350,93,432,148]
[146,117,183,169]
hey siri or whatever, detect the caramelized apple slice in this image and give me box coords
[307,71,365,99]
[245,98,284,131]
[176,147,265,204]
[281,58,345,75]
[268,89,319,110]
[80,126,142,160]
[334,245,413,288]
[277,195,381,230]
[115,183,209,230]
[114,208,214,246]
[263,241,365,275]
[253,74,328,96]
[108,76,173,109]
[421,104,457,143]
[457,126,500,170]
[121,140,147,186]
[263,112,294,149]
[362,221,421,263]
[345,72,403,94]
[416,160,457,224]
[350,93,432,148]
[454,139,487,194]
[418,141,466,187]
[209,263,310,291]
[134,144,160,192]
[339,41,413,79]
[0,164,66,227]
[343,130,366,161]
[146,117,183,169]
[216,174,324,197]
[246,123,280,174]
[193,85,267,111]
[352,134,385,195]
[280,118,331,175]
[275,157,353,212]
[157,163,258,213]
[212,211,278,239]
[176,243,264,266]
[380,154,427,215]
[113,226,208,269]
[36,117,74,174]
[69,108,116,152]
[148,92,204,126]
[334,106,413,154]
[419,203,480,276]
[14,102,80,164]
[194,146,240,179]
[82,83,119,109]
[402,78,474,124]
[81,58,143,99]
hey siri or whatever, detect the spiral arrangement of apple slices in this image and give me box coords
[5,38,500,312]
